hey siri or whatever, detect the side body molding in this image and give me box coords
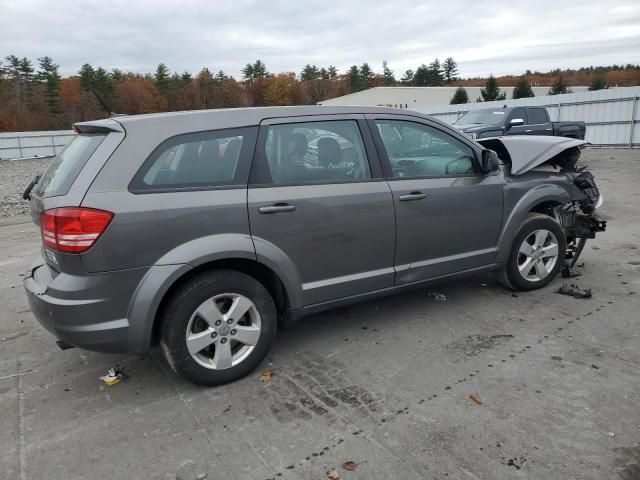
[496,183,570,264]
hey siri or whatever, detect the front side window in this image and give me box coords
[131,127,252,191]
[509,108,528,124]
[375,120,476,178]
[261,120,371,184]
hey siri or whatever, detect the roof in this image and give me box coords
[74,105,437,136]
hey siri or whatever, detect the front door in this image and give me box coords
[368,115,504,284]
[247,116,395,306]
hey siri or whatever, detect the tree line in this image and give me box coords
[0,54,638,131]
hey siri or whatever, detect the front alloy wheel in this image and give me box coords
[503,213,566,291]
[517,229,559,282]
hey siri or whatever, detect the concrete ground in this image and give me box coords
[1,149,639,480]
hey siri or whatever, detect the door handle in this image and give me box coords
[398,192,428,201]
[525,129,532,133]
[259,203,296,214]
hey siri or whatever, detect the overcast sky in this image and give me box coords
[2,0,640,79]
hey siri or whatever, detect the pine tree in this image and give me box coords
[450,86,469,104]
[327,65,338,78]
[479,74,506,101]
[548,76,572,95]
[426,59,443,86]
[442,57,458,84]
[300,64,320,81]
[347,65,360,92]
[36,56,61,114]
[400,69,414,85]
[359,63,374,90]
[78,63,96,90]
[413,65,428,86]
[382,61,395,85]
[154,63,170,92]
[512,77,534,99]
[589,74,607,91]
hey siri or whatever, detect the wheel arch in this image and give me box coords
[497,185,570,264]
[149,258,292,347]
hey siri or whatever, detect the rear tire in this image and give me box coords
[159,269,277,386]
[503,213,566,291]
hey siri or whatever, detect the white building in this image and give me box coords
[318,86,590,109]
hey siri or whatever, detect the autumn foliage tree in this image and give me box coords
[1,54,639,132]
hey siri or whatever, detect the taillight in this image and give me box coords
[40,207,113,253]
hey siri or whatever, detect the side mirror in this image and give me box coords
[509,118,524,128]
[481,150,500,174]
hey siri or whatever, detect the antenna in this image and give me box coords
[90,88,124,117]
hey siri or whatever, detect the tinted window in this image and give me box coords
[509,108,527,124]
[132,127,252,191]
[528,108,548,124]
[375,120,475,177]
[36,133,105,197]
[261,120,370,184]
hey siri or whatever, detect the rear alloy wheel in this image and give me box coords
[160,270,277,386]
[503,213,566,291]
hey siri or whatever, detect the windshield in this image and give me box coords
[35,134,105,197]
[455,110,507,126]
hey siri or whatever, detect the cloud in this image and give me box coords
[2,0,639,79]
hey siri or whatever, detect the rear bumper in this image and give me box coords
[23,256,148,354]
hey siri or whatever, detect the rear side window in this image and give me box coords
[130,127,256,192]
[36,134,105,197]
[257,120,371,185]
[528,108,548,124]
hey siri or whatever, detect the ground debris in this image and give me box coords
[260,370,273,383]
[99,366,126,386]
[427,292,447,302]
[491,334,514,340]
[561,265,582,278]
[469,393,482,405]
[557,283,592,299]
[327,468,340,479]
[342,461,358,471]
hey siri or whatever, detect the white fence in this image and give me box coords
[0,130,75,160]
[413,86,640,148]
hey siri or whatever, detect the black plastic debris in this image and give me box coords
[557,283,592,299]
[561,265,582,278]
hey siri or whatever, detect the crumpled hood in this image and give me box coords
[477,136,586,175]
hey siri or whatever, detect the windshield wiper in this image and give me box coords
[23,174,40,200]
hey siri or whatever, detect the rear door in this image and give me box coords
[367,114,503,284]
[247,115,395,306]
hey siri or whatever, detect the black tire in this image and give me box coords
[159,269,277,386]
[503,213,567,291]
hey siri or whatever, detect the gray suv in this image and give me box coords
[23,106,605,386]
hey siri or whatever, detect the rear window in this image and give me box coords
[35,134,105,197]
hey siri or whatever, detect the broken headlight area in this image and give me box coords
[556,196,606,271]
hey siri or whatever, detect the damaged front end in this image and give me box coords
[477,135,607,271]
[556,170,607,270]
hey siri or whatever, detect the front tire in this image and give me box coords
[159,270,277,386]
[503,213,566,291]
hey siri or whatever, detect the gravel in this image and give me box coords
[0,157,52,217]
